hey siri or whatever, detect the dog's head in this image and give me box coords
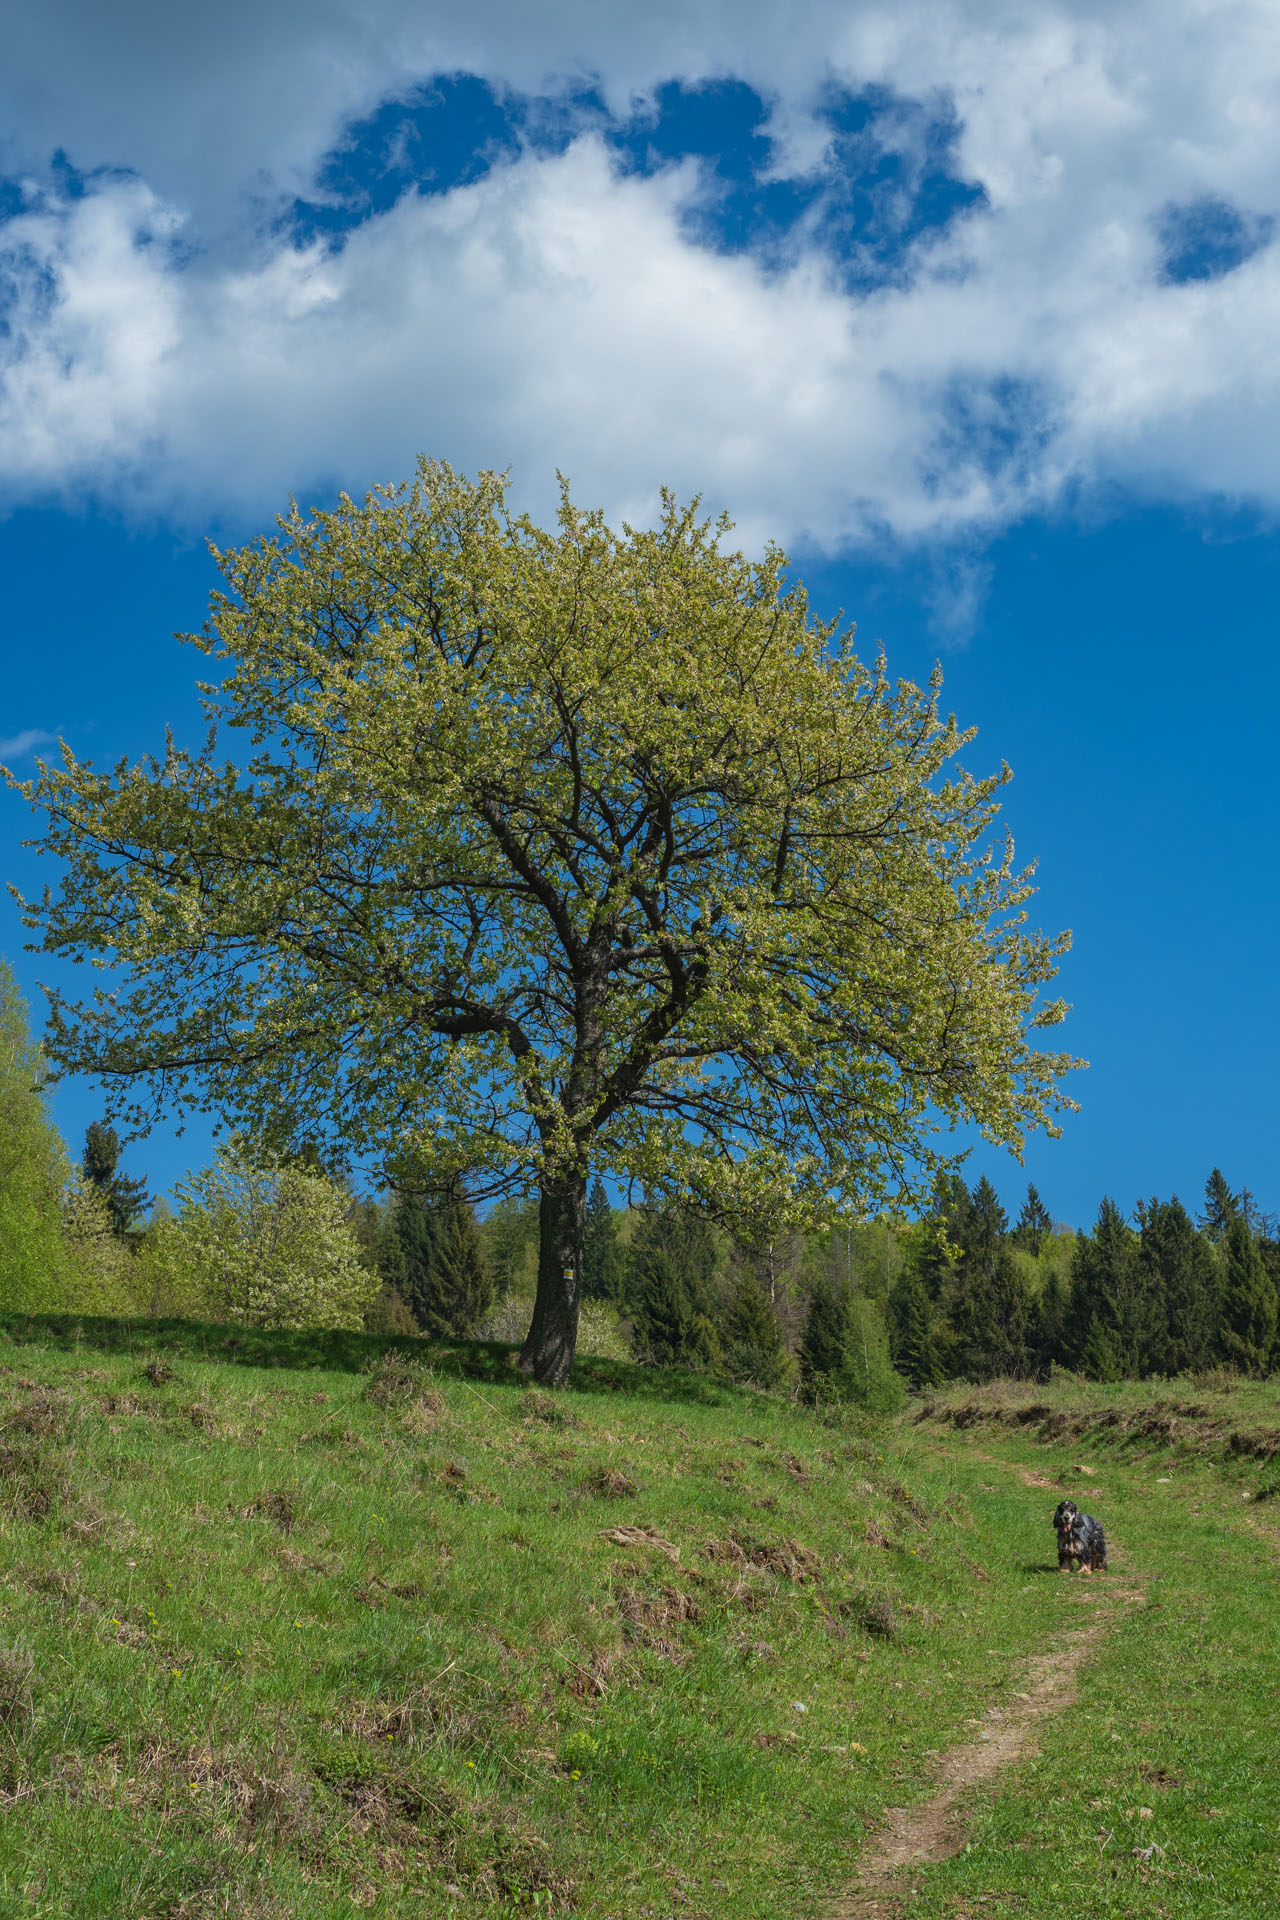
[1052,1499,1080,1538]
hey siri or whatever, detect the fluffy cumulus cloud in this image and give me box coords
[2,0,1280,546]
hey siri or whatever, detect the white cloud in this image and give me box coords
[2,2,1280,548]
[0,729,57,762]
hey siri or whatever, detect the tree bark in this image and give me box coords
[519,1172,587,1386]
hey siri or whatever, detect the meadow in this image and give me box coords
[0,1316,1275,1919]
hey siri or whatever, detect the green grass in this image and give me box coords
[0,1321,1275,1918]
[908,1382,1280,1918]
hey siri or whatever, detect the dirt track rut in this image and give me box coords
[826,1448,1143,1918]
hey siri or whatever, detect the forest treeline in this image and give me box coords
[3,962,1276,1394]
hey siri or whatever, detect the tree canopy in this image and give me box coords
[12,460,1076,1381]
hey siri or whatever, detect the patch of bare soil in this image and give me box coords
[827,1583,1144,1919]
[970,1450,1098,1495]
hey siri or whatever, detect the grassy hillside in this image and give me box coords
[0,1319,1276,1918]
[908,1376,1280,1918]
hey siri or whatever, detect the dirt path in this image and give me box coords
[826,1447,1143,1919]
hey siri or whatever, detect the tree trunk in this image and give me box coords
[520,1173,587,1386]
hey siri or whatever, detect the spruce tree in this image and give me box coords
[1219,1215,1277,1374]
[631,1246,694,1365]
[1198,1168,1239,1243]
[1078,1312,1122,1382]
[919,1173,973,1297]
[967,1175,1008,1255]
[412,1200,492,1337]
[721,1270,787,1387]
[1065,1199,1137,1374]
[951,1245,1032,1381]
[82,1120,149,1236]
[1138,1197,1220,1375]
[887,1264,940,1387]
[582,1179,625,1302]
[482,1195,538,1299]
[393,1192,437,1323]
[799,1274,852,1396]
[1013,1182,1052,1257]
[1259,1236,1280,1371]
[1032,1263,1068,1373]
[628,1203,721,1368]
[627,1204,717,1321]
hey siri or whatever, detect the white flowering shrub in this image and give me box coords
[175,1138,376,1331]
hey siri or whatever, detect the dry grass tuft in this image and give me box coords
[244,1488,297,1534]
[565,1646,625,1698]
[841,1591,898,1639]
[599,1524,680,1561]
[363,1351,442,1413]
[0,1640,34,1727]
[0,1442,66,1523]
[582,1465,637,1498]
[520,1389,577,1429]
[343,1683,483,1752]
[701,1533,820,1583]
[3,1386,73,1440]
[614,1583,702,1648]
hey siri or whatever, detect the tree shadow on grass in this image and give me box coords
[0,1311,742,1409]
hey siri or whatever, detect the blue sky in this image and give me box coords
[2,2,1278,1229]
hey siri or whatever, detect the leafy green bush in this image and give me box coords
[172,1137,377,1330]
[0,961,74,1313]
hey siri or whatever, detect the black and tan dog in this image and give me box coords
[1052,1498,1108,1573]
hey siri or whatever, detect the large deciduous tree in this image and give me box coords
[11,461,1076,1383]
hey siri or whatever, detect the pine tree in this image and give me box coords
[1139,1197,1220,1375]
[1198,1168,1239,1243]
[887,1264,940,1387]
[82,1120,149,1236]
[582,1179,625,1302]
[799,1274,852,1396]
[0,960,73,1312]
[1013,1182,1052,1257]
[1218,1215,1277,1375]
